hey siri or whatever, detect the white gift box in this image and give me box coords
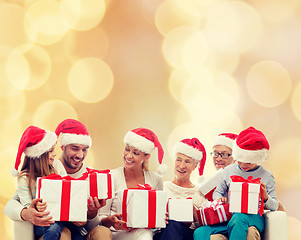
[199,168,223,196]
[229,182,261,214]
[87,170,114,199]
[168,198,193,222]
[117,187,168,228]
[37,177,88,221]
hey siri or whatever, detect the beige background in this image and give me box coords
[0,0,301,239]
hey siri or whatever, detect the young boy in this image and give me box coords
[194,126,279,240]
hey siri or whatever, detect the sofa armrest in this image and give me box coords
[14,220,34,240]
[263,210,288,240]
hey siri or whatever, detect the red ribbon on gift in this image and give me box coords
[86,168,112,199]
[122,184,157,228]
[230,175,264,216]
[37,173,87,221]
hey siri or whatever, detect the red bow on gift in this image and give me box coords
[230,175,264,216]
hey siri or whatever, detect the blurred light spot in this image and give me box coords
[0,121,22,150]
[0,148,18,197]
[60,0,106,31]
[204,1,262,54]
[24,0,69,45]
[168,69,190,102]
[6,44,51,90]
[141,0,162,28]
[252,0,299,24]
[0,92,25,125]
[182,31,209,72]
[204,48,239,74]
[162,26,206,69]
[291,81,301,122]
[63,26,109,60]
[155,0,201,36]
[0,3,33,48]
[33,100,78,130]
[214,72,240,104]
[68,58,114,103]
[0,45,22,97]
[246,61,292,107]
[268,137,301,183]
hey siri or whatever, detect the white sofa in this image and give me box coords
[13,211,288,240]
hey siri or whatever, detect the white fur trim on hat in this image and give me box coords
[173,142,203,163]
[232,141,268,163]
[24,130,57,158]
[60,133,92,147]
[213,135,234,149]
[124,131,155,154]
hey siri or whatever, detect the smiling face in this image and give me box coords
[212,145,234,170]
[48,144,56,166]
[61,143,89,173]
[174,152,197,182]
[123,144,150,171]
[237,161,258,171]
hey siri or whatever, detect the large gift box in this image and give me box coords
[229,175,263,215]
[86,168,114,199]
[197,200,232,226]
[168,198,193,222]
[199,169,223,201]
[117,184,168,228]
[36,174,88,221]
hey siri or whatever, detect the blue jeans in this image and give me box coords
[34,222,64,240]
[194,213,265,240]
[154,220,194,240]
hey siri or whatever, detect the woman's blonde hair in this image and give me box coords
[18,151,56,199]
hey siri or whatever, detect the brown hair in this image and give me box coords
[18,151,56,199]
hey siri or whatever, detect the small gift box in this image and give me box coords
[117,184,168,228]
[199,169,223,201]
[229,175,263,215]
[86,168,114,199]
[168,198,193,222]
[36,174,88,221]
[197,200,232,226]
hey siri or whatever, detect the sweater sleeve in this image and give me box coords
[212,172,228,200]
[4,191,25,221]
[264,174,279,211]
[17,176,33,207]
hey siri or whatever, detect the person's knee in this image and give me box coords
[246,226,261,240]
[87,225,112,240]
[60,227,71,240]
[228,213,248,227]
[210,234,228,240]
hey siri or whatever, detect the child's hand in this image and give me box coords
[165,211,169,224]
[219,197,227,203]
[36,200,47,212]
[260,181,269,202]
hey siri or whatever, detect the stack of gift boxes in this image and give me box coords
[37,169,263,227]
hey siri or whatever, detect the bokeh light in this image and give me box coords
[6,44,51,90]
[204,1,262,54]
[246,61,292,107]
[33,100,78,130]
[291,81,301,122]
[67,58,114,103]
[60,0,106,31]
[168,69,190,102]
[24,0,69,45]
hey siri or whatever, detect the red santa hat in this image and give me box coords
[212,133,238,150]
[12,125,57,177]
[173,138,207,176]
[55,119,92,147]
[124,128,165,169]
[232,126,269,163]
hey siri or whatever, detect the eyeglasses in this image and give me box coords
[210,152,232,159]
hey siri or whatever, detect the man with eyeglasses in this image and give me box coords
[209,132,261,240]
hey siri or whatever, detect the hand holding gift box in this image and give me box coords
[117,184,167,228]
[36,173,88,222]
[86,168,114,200]
[199,168,223,201]
[229,175,264,216]
[168,198,193,222]
[197,200,232,226]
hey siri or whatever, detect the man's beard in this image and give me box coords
[64,157,81,169]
